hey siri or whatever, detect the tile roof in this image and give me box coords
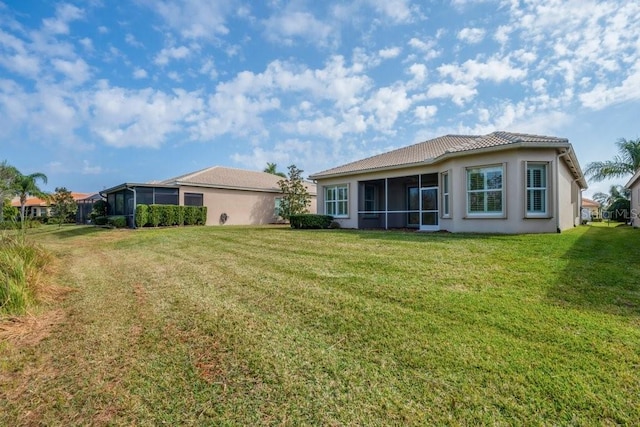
[161,166,317,195]
[310,131,570,178]
[581,198,600,208]
[11,192,92,207]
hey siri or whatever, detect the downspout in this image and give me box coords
[126,186,137,229]
[385,178,388,230]
[556,149,571,233]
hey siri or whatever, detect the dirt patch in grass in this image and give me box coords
[0,309,66,347]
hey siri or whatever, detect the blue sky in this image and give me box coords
[1,0,639,198]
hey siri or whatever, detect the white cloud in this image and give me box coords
[154,46,190,65]
[133,68,148,79]
[51,58,90,85]
[408,37,441,60]
[414,105,437,121]
[90,83,204,148]
[79,37,93,51]
[363,0,416,23]
[379,47,401,59]
[264,9,334,47]
[365,85,412,132]
[457,27,486,44]
[426,83,477,106]
[125,33,144,48]
[149,0,234,39]
[42,3,83,35]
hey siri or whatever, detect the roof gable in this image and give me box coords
[162,166,317,195]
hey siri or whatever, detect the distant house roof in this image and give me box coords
[310,131,585,187]
[161,166,317,195]
[11,192,91,207]
[581,198,600,208]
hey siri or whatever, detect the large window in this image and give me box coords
[325,184,348,217]
[467,165,503,215]
[441,172,450,217]
[184,192,203,207]
[526,163,548,215]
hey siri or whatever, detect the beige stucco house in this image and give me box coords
[101,166,317,227]
[580,197,601,220]
[309,131,587,234]
[625,169,640,228]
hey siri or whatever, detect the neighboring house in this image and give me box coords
[625,169,640,228]
[100,166,317,227]
[76,193,104,224]
[309,131,587,234]
[11,192,91,219]
[581,197,601,220]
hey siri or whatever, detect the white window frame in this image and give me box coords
[325,184,349,218]
[466,165,505,217]
[525,162,549,217]
[441,171,450,218]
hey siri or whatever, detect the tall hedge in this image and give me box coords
[135,204,207,227]
[135,204,149,228]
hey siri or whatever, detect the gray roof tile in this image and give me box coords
[162,166,317,194]
[310,131,569,178]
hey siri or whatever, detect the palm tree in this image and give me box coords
[0,161,19,223]
[14,172,48,229]
[263,162,286,178]
[592,185,631,222]
[584,137,640,182]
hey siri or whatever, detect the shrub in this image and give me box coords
[176,205,185,226]
[166,205,179,226]
[108,216,127,228]
[198,207,207,225]
[90,200,107,220]
[0,235,51,315]
[148,205,162,227]
[289,214,334,229]
[94,216,108,226]
[135,204,149,228]
[184,206,198,225]
[329,220,341,229]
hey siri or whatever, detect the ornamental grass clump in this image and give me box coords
[0,234,50,315]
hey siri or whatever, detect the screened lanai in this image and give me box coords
[357,173,440,230]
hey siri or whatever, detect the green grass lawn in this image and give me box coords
[1,224,639,425]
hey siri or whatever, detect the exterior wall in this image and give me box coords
[315,147,579,233]
[179,185,317,226]
[630,180,640,228]
[556,157,580,231]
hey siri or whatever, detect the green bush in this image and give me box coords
[90,200,107,220]
[94,216,108,226]
[108,216,127,228]
[591,218,603,223]
[289,214,334,229]
[198,207,207,225]
[148,205,162,227]
[135,204,149,227]
[184,206,198,225]
[176,205,185,226]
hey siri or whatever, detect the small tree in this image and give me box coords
[277,164,311,221]
[0,161,19,224]
[50,187,77,226]
[13,172,48,230]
